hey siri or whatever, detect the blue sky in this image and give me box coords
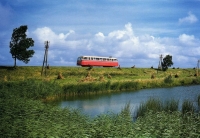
[0,0,200,68]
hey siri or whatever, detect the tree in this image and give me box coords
[161,55,173,71]
[10,25,34,67]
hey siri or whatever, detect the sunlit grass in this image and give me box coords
[0,66,199,98]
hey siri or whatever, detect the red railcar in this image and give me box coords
[77,56,119,67]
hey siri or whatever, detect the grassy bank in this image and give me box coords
[1,66,200,137]
[0,66,200,99]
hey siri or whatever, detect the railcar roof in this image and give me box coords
[79,56,117,59]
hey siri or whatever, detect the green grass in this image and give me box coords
[133,110,200,137]
[0,66,199,99]
[0,66,198,83]
[1,91,200,137]
[1,82,200,137]
[1,66,200,137]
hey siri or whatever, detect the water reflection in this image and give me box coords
[57,85,200,117]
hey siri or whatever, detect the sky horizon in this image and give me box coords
[0,0,200,68]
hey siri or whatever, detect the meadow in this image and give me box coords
[1,66,200,137]
[0,66,200,98]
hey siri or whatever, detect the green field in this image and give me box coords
[1,66,199,97]
[1,66,200,137]
[0,66,198,83]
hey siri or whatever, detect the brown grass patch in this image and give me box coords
[57,72,64,79]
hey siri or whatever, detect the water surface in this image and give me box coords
[58,85,200,117]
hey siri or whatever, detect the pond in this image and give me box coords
[55,85,200,117]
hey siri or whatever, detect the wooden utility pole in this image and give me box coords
[197,60,200,76]
[158,54,163,70]
[41,41,49,76]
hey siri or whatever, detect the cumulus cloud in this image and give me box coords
[33,27,75,46]
[31,23,200,67]
[94,32,105,43]
[179,34,194,42]
[108,22,133,40]
[178,34,200,47]
[179,12,198,24]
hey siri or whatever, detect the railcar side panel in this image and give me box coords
[77,56,119,67]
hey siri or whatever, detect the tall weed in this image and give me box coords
[182,100,195,114]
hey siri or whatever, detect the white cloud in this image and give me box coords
[33,27,75,47]
[108,22,133,40]
[94,32,105,43]
[179,34,194,42]
[179,12,198,24]
[31,23,200,67]
[178,34,199,46]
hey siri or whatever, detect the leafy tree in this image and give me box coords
[10,25,34,67]
[161,55,173,71]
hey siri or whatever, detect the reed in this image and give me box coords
[0,80,63,99]
[163,99,179,112]
[133,110,200,138]
[198,95,200,108]
[181,100,195,114]
[120,102,131,118]
[135,98,162,118]
[135,98,197,118]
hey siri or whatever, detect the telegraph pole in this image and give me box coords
[158,54,163,70]
[197,60,200,76]
[41,41,50,76]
